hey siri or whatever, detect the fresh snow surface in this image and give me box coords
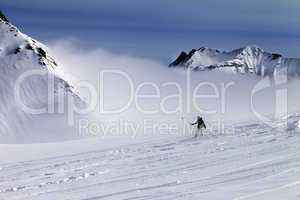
[1,12,300,200]
[0,117,300,200]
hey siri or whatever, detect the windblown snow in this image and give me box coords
[1,11,300,200]
[0,12,85,143]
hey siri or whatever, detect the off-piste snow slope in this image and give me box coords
[0,12,86,143]
[0,116,300,200]
[1,11,300,200]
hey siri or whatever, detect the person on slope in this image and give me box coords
[191,116,206,138]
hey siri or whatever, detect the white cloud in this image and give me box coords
[47,39,300,137]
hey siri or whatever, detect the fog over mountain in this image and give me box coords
[1,5,300,200]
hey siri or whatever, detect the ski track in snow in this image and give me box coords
[0,123,300,200]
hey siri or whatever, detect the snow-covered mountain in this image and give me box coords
[0,12,85,142]
[170,45,300,77]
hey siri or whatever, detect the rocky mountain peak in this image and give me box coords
[0,11,9,22]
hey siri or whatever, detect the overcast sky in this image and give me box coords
[1,0,300,62]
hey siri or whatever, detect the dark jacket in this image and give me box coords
[192,117,206,129]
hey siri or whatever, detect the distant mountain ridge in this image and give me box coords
[170,45,300,77]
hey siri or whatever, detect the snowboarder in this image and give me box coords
[191,116,206,138]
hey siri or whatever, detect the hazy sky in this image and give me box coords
[1,0,300,62]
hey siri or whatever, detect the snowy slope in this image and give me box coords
[1,10,300,200]
[0,12,85,143]
[170,45,300,77]
[0,117,300,200]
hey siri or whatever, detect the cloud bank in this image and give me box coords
[46,40,300,138]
